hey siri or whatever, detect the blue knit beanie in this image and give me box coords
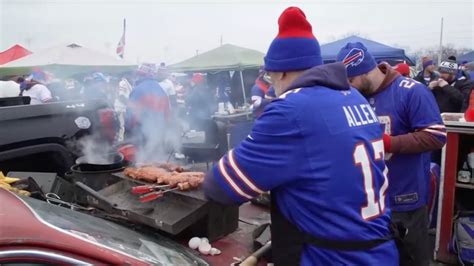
[264,7,323,72]
[336,42,377,78]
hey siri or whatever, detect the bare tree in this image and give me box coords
[412,44,472,70]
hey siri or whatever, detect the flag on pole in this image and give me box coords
[116,19,126,58]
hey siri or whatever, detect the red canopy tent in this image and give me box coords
[0,44,32,65]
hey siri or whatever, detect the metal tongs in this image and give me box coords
[131,184,171,194]
[46,193,94,211]
[130,184,178,203]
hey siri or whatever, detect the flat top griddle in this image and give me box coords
[78,171,209,235]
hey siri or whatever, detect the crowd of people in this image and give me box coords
[1,64,220,142]
[393,56,474,114]
[0,6,472,264]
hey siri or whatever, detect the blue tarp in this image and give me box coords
[321,35,415,65]
[459,51,474,63]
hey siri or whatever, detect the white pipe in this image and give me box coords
[239,70,247,104]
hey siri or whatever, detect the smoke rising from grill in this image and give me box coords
[129,111,183,164]
[75,134,115,164]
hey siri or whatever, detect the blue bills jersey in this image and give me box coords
[211,85,398,265]
[368,76,446,212]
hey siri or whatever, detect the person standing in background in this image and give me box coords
[446,56,471,81]
[126,63,170,153]
[185,73,215,129]
[82,72,109,102]
[459,60,472,79]
[465,62,474,80]
[157,62,178,110]
[114,74,133,142]
[428,60,464,113]
[394,63,411,77]
[18,77,53,105]
[215,72,235,114]
[250,68,274,117]
[414,56,439,86]
[435,59,473,112]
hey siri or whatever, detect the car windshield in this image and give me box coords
[23,197,206,266]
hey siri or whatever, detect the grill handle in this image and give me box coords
[74,181,117,210]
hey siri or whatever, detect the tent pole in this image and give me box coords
[239,70,247,105]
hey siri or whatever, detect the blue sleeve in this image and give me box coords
[405,81,446,143]
[128,84,143,102]
[267,86,276,98]
[251,84,265,97]
[125,87,140,130]
[260,98,272,109]
[203,170,240,205]
[203,99,304,204]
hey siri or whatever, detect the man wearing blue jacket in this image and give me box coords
[126,63,170,159]
[204,7,398,266]
[250,69,274,117]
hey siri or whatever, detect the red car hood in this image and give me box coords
[0,189,148,265]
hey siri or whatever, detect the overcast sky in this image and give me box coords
[0,0,472,64]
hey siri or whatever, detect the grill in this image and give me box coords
[74,169,238,241]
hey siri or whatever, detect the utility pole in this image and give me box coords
[438,17,444,65]
[196,49,199,56]
[220,35,223,46]
[25,37,33,49]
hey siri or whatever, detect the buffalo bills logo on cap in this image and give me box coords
[342,48,365,68]
[337,42,377,78]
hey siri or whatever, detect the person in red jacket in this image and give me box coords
[250,69,274,116]
[394,63,410,77]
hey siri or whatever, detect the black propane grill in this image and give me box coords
[74,169,238,241]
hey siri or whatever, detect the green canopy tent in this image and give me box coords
[169,44,265,103]
[0,43,136,78]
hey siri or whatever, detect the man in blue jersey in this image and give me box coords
[125,63,171,161]
[203,7,398,265]
[337,42,446,266]
[250,69,274,117]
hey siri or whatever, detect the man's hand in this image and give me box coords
[428,80,440,90]
[437,79,449,88]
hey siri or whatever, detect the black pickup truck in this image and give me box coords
[0,98,115,175]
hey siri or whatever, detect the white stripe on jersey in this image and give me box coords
[218,157,253,199]
[423,128,447,137]
[426,124,446,130]
[278,88,302,99]
[228,150,264,194]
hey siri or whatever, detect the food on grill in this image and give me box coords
[124,166,169,183]
[177,182,191,191]
[160,172,205,186]
[124,166,204,190]
[123,167,140,178]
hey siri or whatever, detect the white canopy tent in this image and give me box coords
[0,43,136,77]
